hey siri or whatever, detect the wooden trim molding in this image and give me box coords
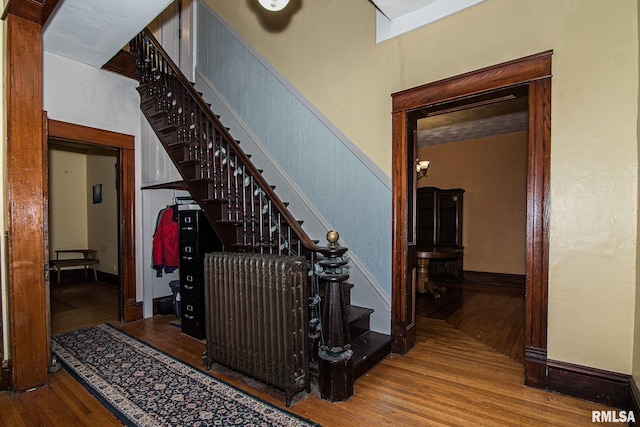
[463,271,525,287]
[48,119,134,149]
[48,120,139,325]
[6,10,49,392]
[547,359,630,409]
[391,51,552,389]
[628,377,640,423]
[2,0,60,26]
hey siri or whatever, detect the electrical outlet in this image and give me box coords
[113,264,116,272]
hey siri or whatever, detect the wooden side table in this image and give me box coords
[416,248,463,298]
[50,249,99,285]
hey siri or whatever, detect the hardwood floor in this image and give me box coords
[50,279,119,334]
[418,282,525,363]
[0,281,615,426]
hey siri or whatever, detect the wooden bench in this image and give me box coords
[50,249,99,284]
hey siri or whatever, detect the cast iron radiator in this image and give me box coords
[203,252,310,407]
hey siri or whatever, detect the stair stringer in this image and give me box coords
[195,68,391,335]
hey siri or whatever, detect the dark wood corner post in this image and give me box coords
[391,109,416,355]
[317,231,353,402]
[3,0,60,392]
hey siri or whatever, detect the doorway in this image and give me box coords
[46,119,139,326]
[390,51,552,387]
[48,140,119,334]
[415,91,528,362]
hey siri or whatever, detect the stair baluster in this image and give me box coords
[129,29,391,402]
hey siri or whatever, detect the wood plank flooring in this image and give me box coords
[0,281,615,426]
[50,280,119,334]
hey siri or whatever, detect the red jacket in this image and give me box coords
[152,206,179,276]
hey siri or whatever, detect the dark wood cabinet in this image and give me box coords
[417,187,464,282]
[178,209,221,339]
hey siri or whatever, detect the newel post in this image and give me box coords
[317,230,353,401]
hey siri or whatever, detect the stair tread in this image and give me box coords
[351,331,393,379]
[347,305,374,324]
[135,44,394,394]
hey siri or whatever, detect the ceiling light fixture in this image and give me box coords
[258,0,290,12]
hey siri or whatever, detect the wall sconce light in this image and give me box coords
[416,159,430,180]
[258,0,290,11]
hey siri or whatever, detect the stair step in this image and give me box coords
[343,282,354,305]
[158,124,176,135]
[200,198,228,205]
[351,331,393,380]
[347,305,374,340]
[149,109,168,121]
[217,219,243,227]
[135,40,392,390]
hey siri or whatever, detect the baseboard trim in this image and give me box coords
[524,346,547,388]
[123,299,143,323]
[546,359,630,409]
[463,270,525,287]
[628,377,640,425]
[1,361,10,391]
[96,271,118,285]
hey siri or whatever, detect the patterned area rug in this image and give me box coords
[52,324,319,427]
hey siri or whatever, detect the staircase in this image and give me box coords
[127,29,392,401]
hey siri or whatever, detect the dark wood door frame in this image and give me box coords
[4,0,140,394]
[391,51,552,388]
[47,120,140,324]
[5,2,55,392]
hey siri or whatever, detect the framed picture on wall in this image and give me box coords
[93,183,102,204]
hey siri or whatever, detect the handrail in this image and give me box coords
[132,28,355,402]
[136,28,322,254]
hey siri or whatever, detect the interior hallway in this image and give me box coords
[0,279,614,426]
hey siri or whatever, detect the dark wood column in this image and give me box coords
[4,0,60,391]
[391,109,416,354]
[5,10,47,392]
[120,147,140,322]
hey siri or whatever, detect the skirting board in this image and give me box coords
[546,359,630,409]
[96,271,118,285]
[463,271,525,287]
[628,377,640,426]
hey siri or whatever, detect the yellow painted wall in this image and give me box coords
[48,148,89,253]
[418,132,527,275]
[635,0,640,387]
[204,0,639,373]
[87,151,118,275]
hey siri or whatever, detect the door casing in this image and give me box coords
[390,51,552,387]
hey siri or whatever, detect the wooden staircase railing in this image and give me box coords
[128,29,390,402]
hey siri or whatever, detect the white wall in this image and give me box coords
[141,188,191,318]
[43,52,144,301]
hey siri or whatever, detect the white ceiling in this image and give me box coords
[43,0,173,68]
[372,0,485,42]
[42,0,519,146]
[42,0,476,68]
